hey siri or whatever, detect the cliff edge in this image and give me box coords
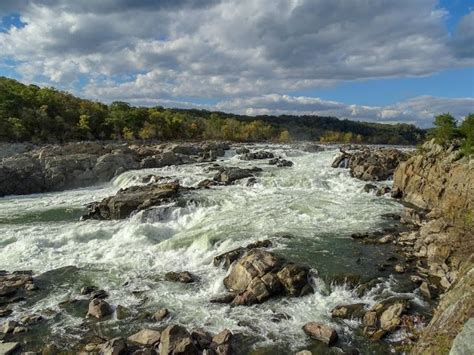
[393,139,474,354]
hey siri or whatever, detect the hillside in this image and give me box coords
[0,77,425,145]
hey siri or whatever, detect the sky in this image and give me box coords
[0,0,473,128]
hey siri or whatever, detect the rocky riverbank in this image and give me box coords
[332,140,474,354]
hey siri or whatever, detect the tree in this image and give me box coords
[279,129,291,143]
[459,113,474,155]
[429,113,457,145]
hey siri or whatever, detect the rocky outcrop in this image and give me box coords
[220,248,313,306]
[0,141,230,197]
[83,182,183,220]
[391,140,474,354]
[213,166,262,185]
[240,151,274,160]
[269,158,294,167]
[332,147,410,181]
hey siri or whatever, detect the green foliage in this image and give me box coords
[428,113,457,145]
[0,76,426,144]
[459,113,473,156]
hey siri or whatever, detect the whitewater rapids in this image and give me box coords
[0,144,423,353]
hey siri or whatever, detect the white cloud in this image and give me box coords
[215,94,474,128]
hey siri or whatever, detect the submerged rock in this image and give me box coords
[269,158,294,167]
[86,298,113,319]
[165,271,196,284]
[83,182,182,220]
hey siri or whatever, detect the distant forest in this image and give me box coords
[0,77,426,145]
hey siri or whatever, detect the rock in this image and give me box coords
[363,184,377,193]
[332,147,409,181]
[222,249,312,305]
[213,240,272,268]
[83,182,182,220]
[0,308,12,317]
[0,342,20,355]
[269,158,294,167]
[20,314,43,325]
[198,179,217,188]
[80,285,98,295]
[235,147,250,154]
[362,299,408,339]
[450,317,474,355]
[376,186,391,196]
[213,167,260,185]
[100,338,128,355]
[302,322,338,346]
[86,299,113,319]
[240,151,274,160]
[209,293,236,304]
[295,351,312,355]
[128,329,161,346]
[115,305,130,320]
[159,325,198,355]
[12,325,27,334]
[378,234,394,244]
[419,282,432,299]
[379,302,406,331]
[153,308,169,321]
[212,329,232,346]
[165,271,196,283]
[394,264,406,273]
[331,304,366,319]
[89,289,109,300]
[1,320,18,334]
[190,328,212,350]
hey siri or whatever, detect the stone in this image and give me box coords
[276,264,313,296]
[0,342,20,355]
[213,167,259,185]
[153,308,169,321]
[212,329,232,346]
[0,308,12,317]
[1,320,18,334]
[419,282,432,299]
[83,182,182,220]
[240,151,274,160]
[378,234,395,244]
[394,264,406,273]
[379,302,406,331]
[331,304,366,319]
[12,326,27,334]
[450,318,474,355]
[86,298,113,319]
[159,325,198,355]
[209,293,235,304]
[165,271,196,283]
[302,322,338,346]
[295,351,312,355]
[128,329,161,346]
[115,305,130,320]
[80,285,98,295]
[191,328,212,350]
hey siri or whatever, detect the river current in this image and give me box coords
[0,144,425,353]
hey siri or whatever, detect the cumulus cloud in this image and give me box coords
[0,0,472,127]
[216,94,474,128]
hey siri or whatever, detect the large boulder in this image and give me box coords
[240,151,274,160]
[222,249,313,305]
[302,322,338,346]
[159,325,198,355]
[83,182,183,220]
[362,298,408,339]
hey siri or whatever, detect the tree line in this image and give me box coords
[1,76,426,144]
[429,113,473,155]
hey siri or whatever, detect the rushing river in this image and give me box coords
[0,144,425,354]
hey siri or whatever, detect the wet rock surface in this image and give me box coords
[83,182,183,220]
[332,146,410,181]
[0,141,231,197]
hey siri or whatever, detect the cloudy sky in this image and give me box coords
[0,0,473,127]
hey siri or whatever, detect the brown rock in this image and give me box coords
[165,271,196,283]
[86,299,113,319]
[331,303,366,319]
[128,329,161,346]
[100,337,127,355]
[302,322,338,346]
[153,308,169,321]
[159,325,198,355]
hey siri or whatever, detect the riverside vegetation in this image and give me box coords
[0,78,473,354]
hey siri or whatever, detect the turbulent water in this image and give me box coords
[0,145,425,354]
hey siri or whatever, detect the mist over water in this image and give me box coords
[0,145,421,353]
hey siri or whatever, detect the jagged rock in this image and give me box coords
[0,308,12,317]
[80,285,98,295]
[363,184,377,193]
[100,338,127,355]
[295,351,312,355]
[222,249,312,305]
[191,328,213,350]
[90,289,109,300]
[128,329,161,346]
[212,329,232,347]
[331,304,366,319]
[159,325,198,355]
[235,147,250,154]
[153,308,169,321]
[332,147,409,181]
[209,293,235,304]
[0,342,20,355]
[165,271,196,284]
[362,299,408,339]
[1,320,18,334]
[240,151,274,160]
[83,182,182,220]
[86,298,113,319]
[376,186,391,196]
[213,240,272,268]
[213,167,261,185]
[269,158,294,167]
[394,264,406,273]
[302,322,338,346]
